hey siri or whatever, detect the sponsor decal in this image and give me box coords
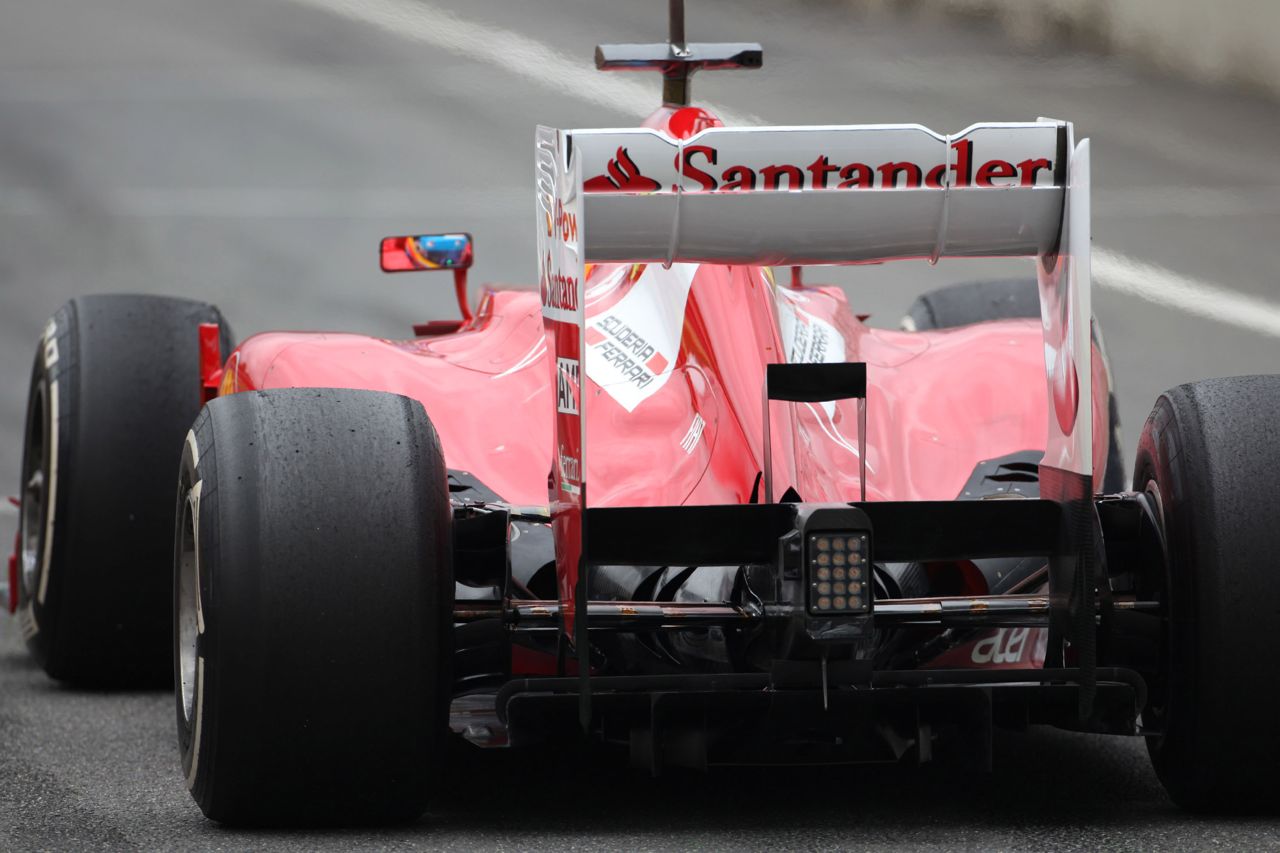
[920,624,1048,670]
[584,138,1054,194]
[589,316,668,383]
[42,318,59,369]
[540,257,580,321]
[540,198,582,323]
[970,627,1044,666]
[557,447,581,496]
[544,196,578,241]
[556,357,580,415]
[583,263,699,412]
[584,147,662,193]
[776,288,847,371]
[679,413,706,455]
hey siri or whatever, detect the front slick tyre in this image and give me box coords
[176,388,452,825]
[1135,375,1280,813]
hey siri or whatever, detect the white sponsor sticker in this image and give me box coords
[679,413,706,455]
[584,263,699,413]
[557,447,581,496]
[776,287,846,366]
[775,287,849,419]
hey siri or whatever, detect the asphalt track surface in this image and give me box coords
[1,0,1279,849]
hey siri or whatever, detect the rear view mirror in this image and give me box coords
[380,233,473,273]
[380,232,476,325]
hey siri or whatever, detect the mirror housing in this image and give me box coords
[380,233,475,325]
[380,232,473,273]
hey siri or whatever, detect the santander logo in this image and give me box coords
[584,147,662,192]
[584,139,1053,193]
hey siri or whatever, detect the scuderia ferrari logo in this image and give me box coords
[584,263,699,413]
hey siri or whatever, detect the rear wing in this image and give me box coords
[536,120,1093,637]
[573,122,1069,264]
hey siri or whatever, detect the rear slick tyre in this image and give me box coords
[17,294,232,685]
[176,388,453,825]
[1134,375,1280,812]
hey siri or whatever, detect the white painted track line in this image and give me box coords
[290,0,762,126]
[1094,248,1280,339]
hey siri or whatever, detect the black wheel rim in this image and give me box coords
[1137,471,1172,743]
[177,477,201,725]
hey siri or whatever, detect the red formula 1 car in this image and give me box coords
[10,5,1280,824]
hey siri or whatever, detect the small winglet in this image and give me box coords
[594,0,761,106]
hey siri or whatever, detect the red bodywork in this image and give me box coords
[228,279,1109,507]
[219,107,1111,670]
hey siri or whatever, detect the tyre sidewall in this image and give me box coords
[17,302,79,671]
[175,410,224,808]
[1133,394,1197,797]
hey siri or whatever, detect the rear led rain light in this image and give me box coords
[807,533,870,614]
